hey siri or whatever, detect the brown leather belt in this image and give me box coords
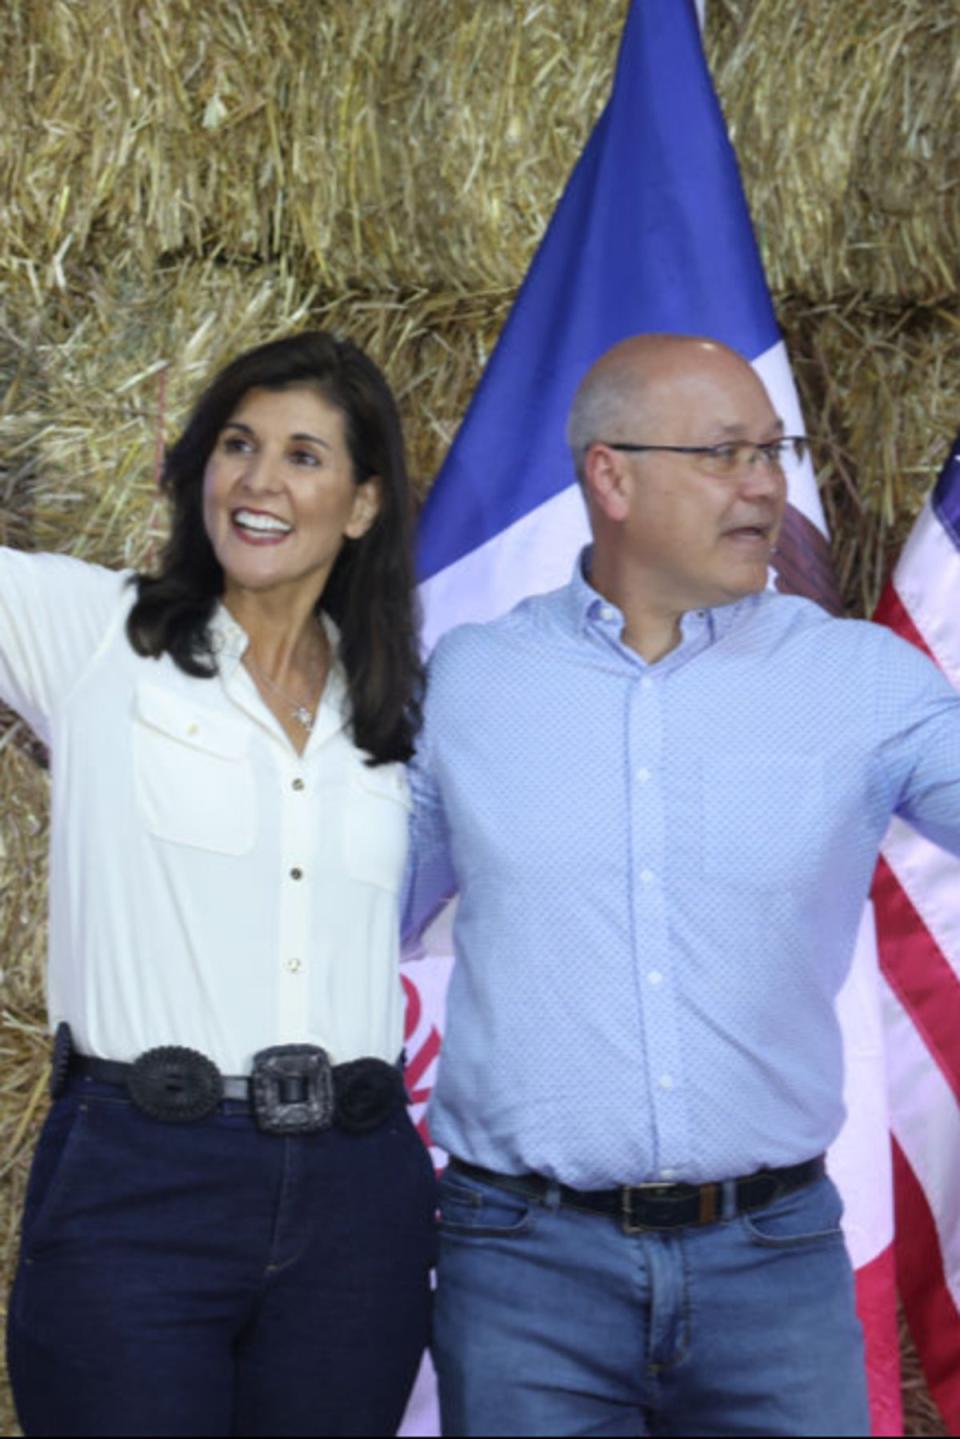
[448,1154,826,1232]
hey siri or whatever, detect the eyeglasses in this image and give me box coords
[600,436,809,478]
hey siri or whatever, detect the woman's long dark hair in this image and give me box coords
[127,331,423,764]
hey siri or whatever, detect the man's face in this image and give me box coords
[597,352,787,614]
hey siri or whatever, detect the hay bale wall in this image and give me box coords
[0,0,956,1432]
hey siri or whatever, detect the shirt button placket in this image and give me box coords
[277,761,315,1040]
[629,671,690,1175]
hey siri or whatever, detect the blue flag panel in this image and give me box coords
[418,0,780,580]
[933,438,960,552]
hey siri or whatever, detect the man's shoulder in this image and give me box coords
[429,585,568,670]
[745,591,934,669]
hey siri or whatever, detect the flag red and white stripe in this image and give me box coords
[872,437,960,1431]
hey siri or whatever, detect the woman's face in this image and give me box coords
[203,385,379,610]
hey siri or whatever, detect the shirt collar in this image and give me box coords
[210,603,350,740]
[564,544,758,648]
[210,602,342,661]
[209,603,248,666]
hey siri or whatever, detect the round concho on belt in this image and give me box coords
[127,1046,223,1123]
[333,1058,406,1134]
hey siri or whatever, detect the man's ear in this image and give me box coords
[583,444,632,523]
[345,476,382,539]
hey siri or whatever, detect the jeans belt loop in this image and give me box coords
[536,1180,559,1214]
[720,1178,739,1221]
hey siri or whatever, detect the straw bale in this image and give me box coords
[0,255,514,574]
[0,731,52,1439]
[0,0,620,295]
[781,299,960,614]
[0,256,322,568]
[901,1304,950,1437]
[1,0,956,306]
[707,0,960,303]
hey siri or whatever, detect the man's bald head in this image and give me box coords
[566,334,760,482]
[566,332,786,632]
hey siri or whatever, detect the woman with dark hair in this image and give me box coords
[2,331,436,1437]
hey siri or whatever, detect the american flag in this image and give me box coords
[872,437,960,1430]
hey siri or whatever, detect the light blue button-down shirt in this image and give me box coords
[404,552,960,1188]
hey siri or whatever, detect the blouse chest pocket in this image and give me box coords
[343,763,411,892]
[132,682,257,856]
[701,752,825,892]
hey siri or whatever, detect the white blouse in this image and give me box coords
[0,549,410,1073]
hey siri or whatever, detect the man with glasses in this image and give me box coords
[405,334,960,1437]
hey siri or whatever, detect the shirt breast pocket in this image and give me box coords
[701,752,825,891]
[133,682,257,856]
[343,763,411,892]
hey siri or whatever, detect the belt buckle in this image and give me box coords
[620,1182,673,1234]
[252,1044,334,1135]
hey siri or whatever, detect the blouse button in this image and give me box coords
[290,867,303,881]
[286,958,302,974]
[292,778,305,792]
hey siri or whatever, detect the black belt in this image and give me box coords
[52,1024,406,1136]
[449,1154,826,1233]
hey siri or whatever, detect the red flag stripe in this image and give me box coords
[872,582,937,663]
[892,1137,960,1430]
[872,855,960,1105]
[854,1244,903,1438]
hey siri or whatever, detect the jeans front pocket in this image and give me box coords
[438,1171,537,1239]
[740,1174,845,1250]
[20,1099,90,1259]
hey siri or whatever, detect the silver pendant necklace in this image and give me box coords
[245,651,324,734]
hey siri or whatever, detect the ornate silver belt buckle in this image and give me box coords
[251,1044,335,1135]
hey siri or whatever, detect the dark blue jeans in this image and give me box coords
[7,1077,437,1437]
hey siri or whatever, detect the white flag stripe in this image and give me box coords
[828,903,895,1270]
[883,818,960,985]
[893,501,960,686]
[883,977,960,1313]
[418,484,589,654]
[751,340,824,536]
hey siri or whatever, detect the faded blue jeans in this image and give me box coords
[434,1165,870,1437]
